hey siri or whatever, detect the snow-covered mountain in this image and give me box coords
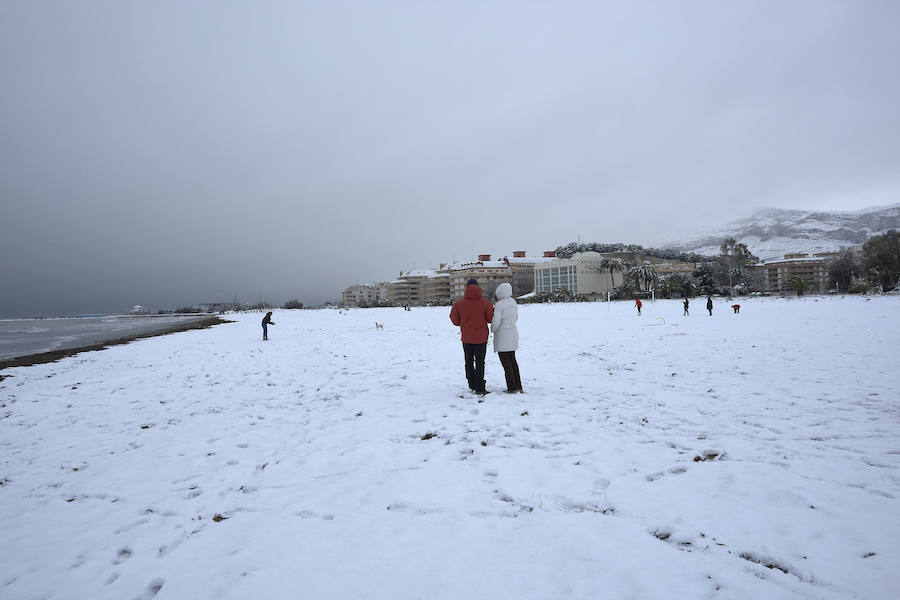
[663,203,900,261]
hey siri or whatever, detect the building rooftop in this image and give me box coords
[400,269,438,278]
[505,256,557,265]
[537,251,607,263]
[760,255,829,265]
[448,260,510,270]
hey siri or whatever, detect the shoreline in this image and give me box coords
[0,316,230,371]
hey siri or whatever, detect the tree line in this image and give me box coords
[827,230,900,293]
[554,241,710,264]
[160,298,306,314]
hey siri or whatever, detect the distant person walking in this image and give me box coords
[262,311,275,340]
[683,297,690,316]
[491,282,522,394]
[732,304,741,314]
[706,296,713,316]
[450,279,494,396]
[635,298,643,316]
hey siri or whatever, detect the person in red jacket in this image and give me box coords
[450,279,495,395]
[635,298,642,316]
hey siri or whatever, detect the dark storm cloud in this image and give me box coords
[2,1,899,316]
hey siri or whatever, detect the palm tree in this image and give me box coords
[676,273,697,298]
[785,276,814,296]
[656,275,676,299]
[627,262,658,293]
[625,265,640,291]
[643,264,659,293]
[599,257,625,293]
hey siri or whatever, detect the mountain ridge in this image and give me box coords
[662,203,900,261]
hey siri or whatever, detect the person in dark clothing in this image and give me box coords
[262,311,275,340]
[732,304,741,314]
[683,297,690,316]
[450,279,494,395]
[635,298,642,315]
[463,343,488,394]
[706,296,713,316]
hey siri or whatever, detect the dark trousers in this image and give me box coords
[498,351,522,392]
[462,342,487,392]
[262,324,268,340]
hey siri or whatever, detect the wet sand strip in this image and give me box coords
[0,316,231,371]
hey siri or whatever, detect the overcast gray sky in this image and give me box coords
[2,1,899,316]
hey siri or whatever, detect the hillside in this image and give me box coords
[663,203,900,260]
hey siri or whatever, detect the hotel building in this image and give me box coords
[757,252,838,294]
[534,251,625,297]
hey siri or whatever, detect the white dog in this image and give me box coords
[375,322,384,330]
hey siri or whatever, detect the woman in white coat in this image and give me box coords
[490,282,523,393]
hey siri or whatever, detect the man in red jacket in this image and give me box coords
[450,279,495,395]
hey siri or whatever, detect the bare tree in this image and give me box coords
[718,238,758,293]
[827,247,862,292]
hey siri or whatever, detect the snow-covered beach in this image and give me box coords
[1,296,898,599]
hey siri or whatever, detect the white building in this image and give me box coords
[388,270,436,305]
[341,282,391,307]
[534,251,624,297]
[422,266,452,304]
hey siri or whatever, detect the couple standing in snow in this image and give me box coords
[449,279,522,396]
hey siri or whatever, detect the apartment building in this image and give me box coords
[341,282,391,307]
[344,249,562,306]
[653,260,700,276]
[757,252,837,294]
[387,270,436,305]
[449,255,513,300]
[421,265,452,304]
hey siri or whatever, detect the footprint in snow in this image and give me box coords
[133,578,165,599]
[646,466,688,482]
[156,537,183,557]
[295,510,335,520]
[112,547,132,565]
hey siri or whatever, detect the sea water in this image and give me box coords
[0,315,212,361]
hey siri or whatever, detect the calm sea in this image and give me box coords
[0,315,212,361]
